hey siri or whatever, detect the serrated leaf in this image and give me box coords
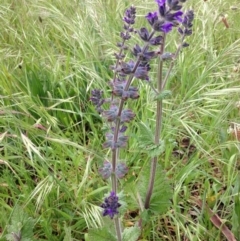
[6,205,34,241]
[63,224,72,241]
[137,163,172,214]
[146,142,165,158]
[88,227,117,241]
[122,227,141,241]
[137,122,154,147]
[136,122,166,158]
[153,90,172,101]
[140,209,151,224]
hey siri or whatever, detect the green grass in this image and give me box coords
[1,0,240,240]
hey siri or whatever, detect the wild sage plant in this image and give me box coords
[91,0,194,240]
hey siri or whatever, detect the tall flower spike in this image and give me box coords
[178,10,194,43]
[90,89,104,113]
[101,191,121,219]
[120,6,136,41]
[146,0,184,33]
[123,6,136,25]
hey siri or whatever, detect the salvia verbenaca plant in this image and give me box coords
[90,0,194,240]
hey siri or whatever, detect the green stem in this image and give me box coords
[111,149,118,193]
[144,34,186,209]
[144,33,165,209]
[161,36,185,90]
[114,218,122,241]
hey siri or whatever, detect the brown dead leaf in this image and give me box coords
[195,198,237,241]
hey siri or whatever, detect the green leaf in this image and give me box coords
[140,209,151,224]
[122,227,141,241]
[88,227,117,241]
[136,122,166,158]
[137,163,172,214]
[153,90,172,101]
[137,122,155,146]
[232,173,240,239]
[6,205,35,241]
[146,142,165,158]
[63,224,72,241]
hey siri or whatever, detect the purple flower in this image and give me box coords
[116,61,133,75]
[120,31,131,40]
[169,0,182,11]
[178,10,194,38]
[182,10,194,28]
[138,27,150,41]
[99,162,128,179]
[134,66,149,81]
[116,162,128,178]
[132,45,157,61]
[119,125,127,133]
[99,161,112,179]
[90,89,104,113]
[146,12,158,26]
[174,11,183,22]
[161,22,173,33]
[158,1,166,17]
[155,0,166,6]
[165,11,183,23]
[103,132,128,149]
[101,191,121,219]
[149,35,163,45]
[102,105,118,122]
[121,109,135,122]
[111,80,139,100]
[123,6,136,25]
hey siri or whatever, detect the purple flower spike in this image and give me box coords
[178,10,194,39]
[101,191,121,219]
[123,6,136,25]
[182,10,194,28]
[90,89,104,113]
